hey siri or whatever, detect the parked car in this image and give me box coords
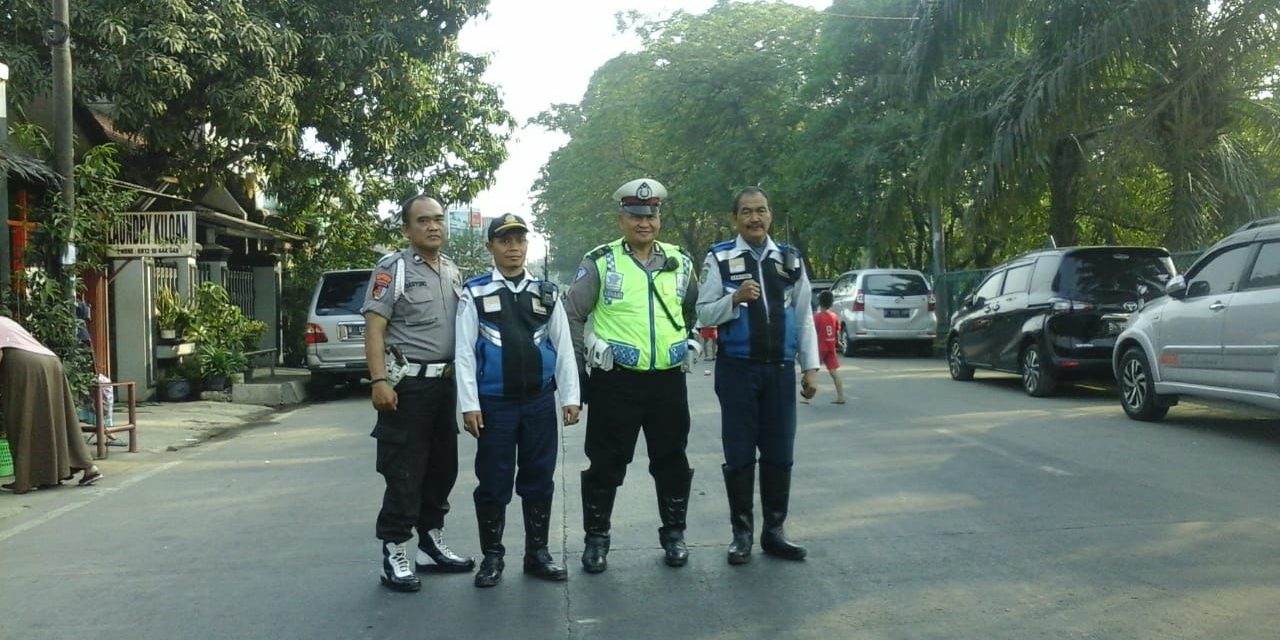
[829,268,937,356]
[947,246,1176,396]
[809,279,834,311]
[305,269,373,392]
[1113,217,1280,421]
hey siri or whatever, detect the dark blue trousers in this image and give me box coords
[473,390,558,506]
[714,356,797,470]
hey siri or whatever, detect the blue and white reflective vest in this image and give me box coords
[465,273,559,398]
[711,240,803,363]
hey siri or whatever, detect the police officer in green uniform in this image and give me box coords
[363,195,475,593]
[564,178,701,573]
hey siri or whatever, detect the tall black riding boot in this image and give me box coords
[759,462,807,561]
[581,471,616,574]
[656,468,694,567]
[723,464,755,565]
[522,500,568,581]
[474,502,506,587]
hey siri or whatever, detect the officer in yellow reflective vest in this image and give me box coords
[564,178,701,573]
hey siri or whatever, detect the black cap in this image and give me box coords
[488,213,530,240]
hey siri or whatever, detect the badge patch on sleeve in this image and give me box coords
[371,273,393,300]
[574,265,588,282]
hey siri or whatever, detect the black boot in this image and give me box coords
[474,502,506,587]
[581,471,616,574]
[759,463,807,561]
[656,468,694,567]
[723,464,755,565]
[522,500,568,581]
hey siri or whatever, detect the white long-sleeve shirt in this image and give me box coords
[454,268,580,414]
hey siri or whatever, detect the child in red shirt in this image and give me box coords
[813,290,845,404]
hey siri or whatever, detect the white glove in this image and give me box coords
[588,339,614,372]
[682,339,701,373]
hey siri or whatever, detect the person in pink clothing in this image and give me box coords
[812,291,845,404]
[0,315,102,494]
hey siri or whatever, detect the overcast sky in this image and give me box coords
[457,0,831,230]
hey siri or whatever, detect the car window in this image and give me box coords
[1185,245,1250,297]
[862,273,929,296]
[973,271,1004,302]
[1001,264,1032,295]
[1054,249,1175,302]
[832,275,854,295]
[314,272,371,316]
[1245,241,1280,290]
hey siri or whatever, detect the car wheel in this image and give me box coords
[1118,347,1170,422]
[948,336,975,381]
[1020,343,1057,397]
[842,327,858,357]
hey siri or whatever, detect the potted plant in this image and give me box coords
[154,288,190,341]
[159,358,201,401]
[197,343,246,391]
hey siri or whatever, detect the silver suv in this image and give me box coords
[829,268,937,356]
[1113,217,1280,420]
[305,269,373,391]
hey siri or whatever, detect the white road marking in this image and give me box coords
[0,460,183,543]
[935,428,1073,476]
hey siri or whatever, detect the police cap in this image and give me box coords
[613,178,667,216]
[488,213,530,240]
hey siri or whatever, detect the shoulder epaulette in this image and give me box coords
[376,250,403,268]
[585,243,612,262]
[463,273,493,288]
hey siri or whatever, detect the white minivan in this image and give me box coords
[305,269,373,393]
[829,268,938,356]
[1114,217,1280,421]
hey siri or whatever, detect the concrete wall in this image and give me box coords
[110,257,156,397]
[252,263,281,357]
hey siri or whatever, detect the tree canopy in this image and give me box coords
[533,0,1280,281]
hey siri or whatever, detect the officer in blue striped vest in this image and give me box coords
[564,178,701,573]
[696,186,819,565]
[456,214,581,588]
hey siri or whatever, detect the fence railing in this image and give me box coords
[226,267,255,316]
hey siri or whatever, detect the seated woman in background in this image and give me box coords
[1,315,102,494]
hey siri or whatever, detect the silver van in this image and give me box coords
[305,269,373,392]
[1114,217,1280,420]
[829,268,937,356]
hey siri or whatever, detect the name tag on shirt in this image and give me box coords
[532,298,548,316]
[483,296,502,313]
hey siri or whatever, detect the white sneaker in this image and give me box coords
[381,541,421,592]
[415,528,475,573]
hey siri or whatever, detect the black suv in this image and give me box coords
[947,246,1176,396]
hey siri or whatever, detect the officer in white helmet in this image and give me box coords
[563,178,702,573]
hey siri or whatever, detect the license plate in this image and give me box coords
[883,308,908,318]
[342,324,365,340]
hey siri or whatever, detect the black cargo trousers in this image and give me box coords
[373,376,460,543]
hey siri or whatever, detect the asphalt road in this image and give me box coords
[2,353,1279,639]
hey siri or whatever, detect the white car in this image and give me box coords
[305,269,373,393]
[1113,217,1280,420]
[829,268,937,356]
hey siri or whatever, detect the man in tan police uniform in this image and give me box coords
[362,195,475,592]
